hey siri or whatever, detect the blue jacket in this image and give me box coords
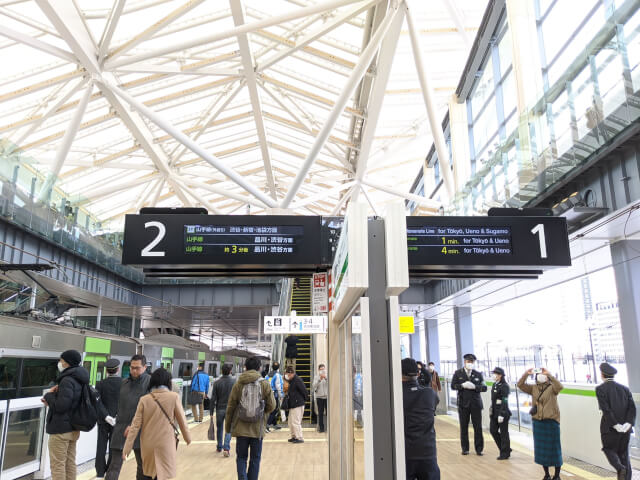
[191,370,210,394]
[269,372,284,398]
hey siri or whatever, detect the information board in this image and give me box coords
[406,216,570,275]
[312,272,328,315]
[264,315,327,334]
[122,214,324,274]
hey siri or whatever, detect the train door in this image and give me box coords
[83,355,107,386]
[161,359,172,372]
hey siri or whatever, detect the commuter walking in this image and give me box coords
[402,358,440,480]
[596,362,636,480]
[123,368,191,480]
[284,366,308,443]
[416,361,430,387]
[313,364,328,433]
[518,367,564,480]
[41,350,90,480]
[95,359,122,479]
[489,367,512,460]
[451,353,487,456]
[105,354,151,480]
[226,357,276,480]
[284,335,298,369]
[190,363,210,423]
[211,363,236,457]
[428,362,442,392]
[266,362,284,432]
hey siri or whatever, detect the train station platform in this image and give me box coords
[73,415,616,480]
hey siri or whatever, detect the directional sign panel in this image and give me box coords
[407,216,570,277]
[264,316,327,334]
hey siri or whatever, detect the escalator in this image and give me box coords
[289,277,313,423]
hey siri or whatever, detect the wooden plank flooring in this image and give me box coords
[77,415,607,479]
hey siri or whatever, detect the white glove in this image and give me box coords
[623,422,632,433]
[105,416,116,427]
[462,381,475,390]
[498,416,504,424]
[613,424,625,433]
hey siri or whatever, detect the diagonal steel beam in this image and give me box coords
[0,24,76,62]
[361,179,441,209]
[351,6,404,202]
[257,0,380,72]
[37,84,93,202]
[98,0,126,64]
[104,0,365,69]
[230,0,277,199]
[281,3,401,208]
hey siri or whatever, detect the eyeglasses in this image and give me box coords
[130,365,145,370]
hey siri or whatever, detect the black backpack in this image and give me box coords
[71,383,100,432]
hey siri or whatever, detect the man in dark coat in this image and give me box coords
[596,363,636,480]
[210,363,236,456]
[451,353,487,455]
[489,367,512,460]
[285,335,298,369]
[105,354,151,480]
[42,349,90,480]
[402,358,440,480]
[94,358,122,479]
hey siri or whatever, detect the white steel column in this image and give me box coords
[100,79,278,208]
[282,4,402,208]
[361,179,440,210]
[448,94,471,191]
[96,304,102,331]
[442,0,472,48]
[98,0,126,63]
[352,6,405,202]
[405,0,455,201]
[37,84,93,202]
[230,0,277,199]
[150,178,166,207]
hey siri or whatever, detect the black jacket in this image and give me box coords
[110,373,150,450]
[596,380,636,434]
[287,374,308,409]
[451,368,487,410]
[285,336,298,359]
[490,380,511,417]
[44,365,90,435]
[403,380,439,460]
[417,369,431,388]
[95,375,122,422]
[211,375,235,412]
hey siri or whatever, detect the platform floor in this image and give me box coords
[75,414,618,480]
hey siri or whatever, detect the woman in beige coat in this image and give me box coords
[123,368,191,480]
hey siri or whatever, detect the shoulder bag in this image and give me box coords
[151,392,180,449]
[529,383,551,416]
[189,373,203,405]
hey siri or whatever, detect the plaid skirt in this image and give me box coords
[532,419,563,467]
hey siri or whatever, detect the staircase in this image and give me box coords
[289,277,313,423]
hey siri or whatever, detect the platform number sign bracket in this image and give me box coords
[141,221,166,257]
[531,223,547,259]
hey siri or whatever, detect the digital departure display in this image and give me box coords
[407,226,513,256]
[183,225,304,255]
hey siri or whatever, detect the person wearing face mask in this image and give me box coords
[428,362,442,392]
[451,353,487,456]
[489,367,511,460]
[596,362,636,480]
[283,366,308,443]
[518,367,564,480]
[41,350,90,480]
[312,364,328,433]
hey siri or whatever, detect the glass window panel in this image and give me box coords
[2,408,43,471]
[595,48,627,118]
[501,70,517,121]
[572,67,596,140]
[625,9,640,91]
[0,358,18,400]
[19,359,57,399]
[179,362,193,379]
[498,28,513,73]
[551,91,573,157]
[473,101,499,155]
[471,56,494,119]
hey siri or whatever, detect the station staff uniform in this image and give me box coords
[489,367,511,460]
[596,363,636,480]
[95,359,122,478]
[451,353,487,455]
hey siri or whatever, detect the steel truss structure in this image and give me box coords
[0,0,487,225]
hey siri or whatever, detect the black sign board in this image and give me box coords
[407,216,571,278]
[122,214,324,276]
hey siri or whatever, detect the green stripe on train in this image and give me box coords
[85,337,111,354]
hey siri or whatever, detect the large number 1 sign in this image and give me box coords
[531,223,548,259]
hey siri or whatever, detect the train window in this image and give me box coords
[122,361,131,379]
[0,358,18,400]
[20,359,57,398]
[208,363,218,378]
[178,362,193,379]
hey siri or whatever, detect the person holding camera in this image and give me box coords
[517,367,564,480]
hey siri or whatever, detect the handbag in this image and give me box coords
[207,416,215,441]
[151,393,180,449]
[529,383,551,416]
[281,395,290,411]
[203,397,211,411]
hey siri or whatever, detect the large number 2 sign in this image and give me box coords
[141,221,166,257]
[531,224,548,259]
